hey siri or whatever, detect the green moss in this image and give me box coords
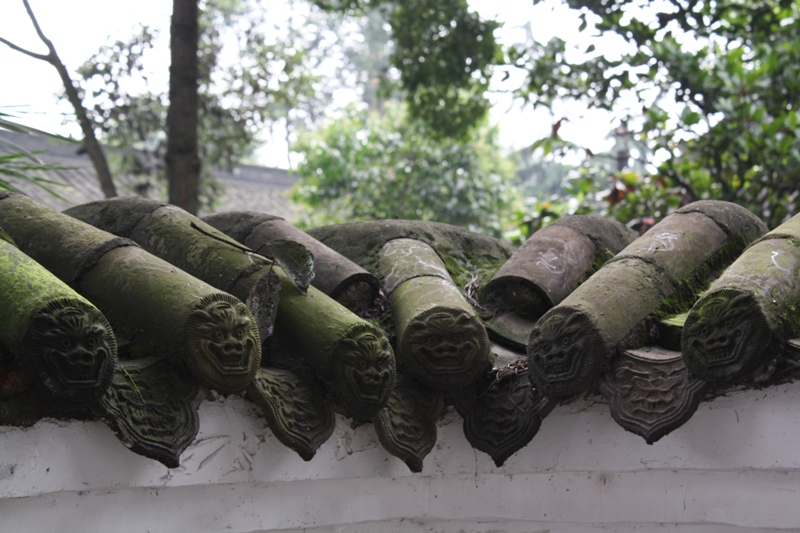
[778,303,800,341]
[661,312,689,328]
[117,337,161,360]
[653,237,750,320]
[306,219,513,292]
[575,246,616,286]
[0,227,16,247]
[0,240,96,352]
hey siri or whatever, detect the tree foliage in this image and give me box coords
[514,0,800,228]
[70,0,329,209]
[292,101,519,236]
[315,0,800,230]
[0,112,69,198]
[313,0,500,139]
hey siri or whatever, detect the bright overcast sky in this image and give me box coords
[0,0,623,168]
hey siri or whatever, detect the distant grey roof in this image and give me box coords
[0,130,305,219]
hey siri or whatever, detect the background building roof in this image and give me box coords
[0,130,303,219]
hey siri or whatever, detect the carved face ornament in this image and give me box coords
[527,309,602,396]
[683,290,770,380]
[402,308,488,380]
[334,325,395,419]
[26,301,116,404]
[187,295,261,392]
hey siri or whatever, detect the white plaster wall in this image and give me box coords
[1,381,800,532]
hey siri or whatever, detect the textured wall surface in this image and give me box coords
[2,381,800,532]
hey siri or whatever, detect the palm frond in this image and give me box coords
[0,117,73,201]
[0,111,77,141]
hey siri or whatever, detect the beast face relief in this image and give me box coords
[527,307,604,398]
[374,377,444,473]
[456,359,555,467]
[186,294,261,393]
[247,367,335,461]
[682,289,772,381]
[102,358,199,468]
[333,324,396,420]
[600,348,709,443]
[25,299,117,406]
[400,307,491,390]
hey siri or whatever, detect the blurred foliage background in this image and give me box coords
[3,0,799,240]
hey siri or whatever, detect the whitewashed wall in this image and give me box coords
[1,381,799,532]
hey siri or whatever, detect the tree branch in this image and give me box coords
[2,0,119,198]
[22,0,54,50]
[662,166,698,203]
[0,35,49,61]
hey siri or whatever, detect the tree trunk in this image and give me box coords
[166,0,201,214]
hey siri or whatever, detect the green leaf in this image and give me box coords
[681,108,701,126]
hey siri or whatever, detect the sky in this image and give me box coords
[0,1,173,137]
[0,0,625,168]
